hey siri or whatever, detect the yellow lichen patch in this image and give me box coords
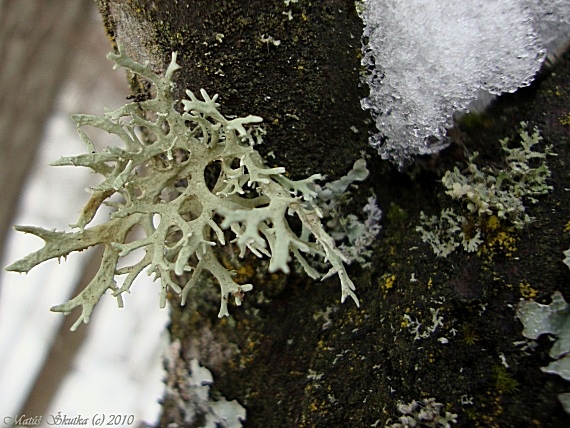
[485,215,501,232]
[384,274,396,290]
[564,220,570,233]
[519,282,538,299]
[480,229,518,259]
[308,400,319,412]
[379,273,396,297]
[234,263,256,283]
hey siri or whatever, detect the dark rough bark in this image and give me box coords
[97,1,570,427]
[97,0,371,179]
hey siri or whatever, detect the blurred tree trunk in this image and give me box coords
[0,0,104,417]
[0,0,91,413]
[0,0,91,263]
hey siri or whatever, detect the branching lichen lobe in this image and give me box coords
[7,46,358,330]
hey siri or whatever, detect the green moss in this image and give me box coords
[386,202,408,224]
[462,323,480,346]
[493,366,519,395]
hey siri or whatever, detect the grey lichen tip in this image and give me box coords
[6,46,358,330]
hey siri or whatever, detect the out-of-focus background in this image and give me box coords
[0,1,167,425]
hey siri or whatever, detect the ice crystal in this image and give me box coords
[359,0,570,166]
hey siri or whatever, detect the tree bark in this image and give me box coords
[96,0,370,178]
[96,2,375,426]
[96,1,570,427]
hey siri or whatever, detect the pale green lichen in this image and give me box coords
[416,208,482,258]
[165,340,247,426]
[563,248,570,270]
[6,46,358,330]
[417,123,554,257]
[441,123,554,228]
[386,397,457,427]
[314,158,382,266]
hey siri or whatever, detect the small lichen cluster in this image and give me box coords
[417,123,554,257]
[315,158,382,266]
[6,46,358,330]
[386,397,457,428]
[416,208,482,258]
[164,340,246,427]
[402,307,444,341]
[564,248,570,269]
